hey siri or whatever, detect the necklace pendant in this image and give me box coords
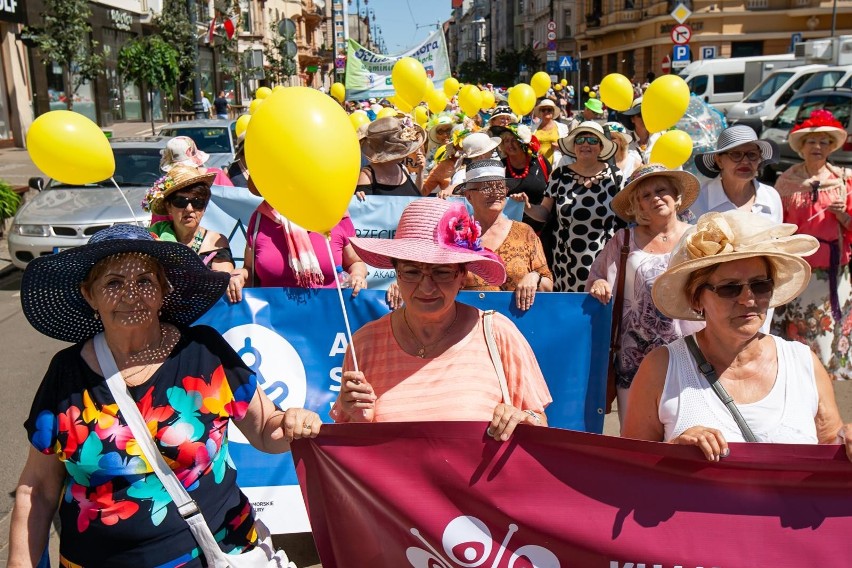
[661,235,668,242]
[417,347,426,358]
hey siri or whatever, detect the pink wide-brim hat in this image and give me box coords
[349,199,507,286]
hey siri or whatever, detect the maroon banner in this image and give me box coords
[292,423,852,567]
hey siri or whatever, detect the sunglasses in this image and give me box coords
[723,150,761,163]
[703,278,774,299]
[168,196,208,210]
[540,107,554,113]
[397,266,459,284]
[574,136,601,146]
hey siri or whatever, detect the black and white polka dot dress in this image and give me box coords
[545,163,624,292]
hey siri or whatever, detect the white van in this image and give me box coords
[679,54,797,113]
[726,64,826,125]
[797,65,852,94]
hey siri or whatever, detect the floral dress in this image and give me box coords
[26,326,259,567]
[772,163,852,380]
[544,163,624,292]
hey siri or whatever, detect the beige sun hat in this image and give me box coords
[360,116,426,163]
[611,163,700,222]
[652,210,819,321]
[787,109,848,155]
[459,132,502,159]
[145,164,216,215]
[557,121,617,161]
[533,98,561,120]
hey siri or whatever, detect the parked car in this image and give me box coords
[727,64,826,131]
[8,137,163,269]
[678,54,797,113]
[796,65,852,95]
[759,88,852,182]
[158,119,237,171]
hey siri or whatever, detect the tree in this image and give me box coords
[118,37,180,134]
[263,20,296,85]
[457,60,492,85]
[153,0,196,89]
[214,1,255,104]
[28,0,103,111]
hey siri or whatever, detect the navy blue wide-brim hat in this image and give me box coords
[21,224,229,343]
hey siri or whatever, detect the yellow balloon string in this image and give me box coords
[110,177,139,225]
[323,234,360,372]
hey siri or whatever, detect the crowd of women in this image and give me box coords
[8,88,852,566]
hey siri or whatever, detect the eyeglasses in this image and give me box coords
[723,150,762,163]
[468,181,507,197]
[703,278,774,299]
[396,266,460,284]
[168,196,208,210]
[574,136,601,146]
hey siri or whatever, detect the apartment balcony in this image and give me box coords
[602,9,641,26]
[585,12,602,28]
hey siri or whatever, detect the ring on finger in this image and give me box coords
[303,423,311,430]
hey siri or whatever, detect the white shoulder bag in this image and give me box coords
[94,333,296,568]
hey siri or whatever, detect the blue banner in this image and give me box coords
[197,288,610,533]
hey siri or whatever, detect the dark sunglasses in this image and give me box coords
[540,107,554,113]
[574,136,601,146]
[704,278,774,299]
[168,196,208,210]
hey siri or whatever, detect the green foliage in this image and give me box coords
[263,20,296,85]
[0,181,21,220]
[118,36,180,95]
[27,0,103,110]
[214,1,254,102]
[457,47,545,87]
[153,0,196,84]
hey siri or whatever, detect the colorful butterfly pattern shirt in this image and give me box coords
[25,325,259,568]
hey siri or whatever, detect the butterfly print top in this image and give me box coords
[26,325,259,567]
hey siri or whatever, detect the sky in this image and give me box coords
[349,0,452,54]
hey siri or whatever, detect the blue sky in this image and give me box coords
[349,0,452,54]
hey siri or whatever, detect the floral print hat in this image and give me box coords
[652,210,819,321]
[142,165,216,215]
[348,199,506,286]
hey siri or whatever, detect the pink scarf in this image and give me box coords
[257,201,325,287]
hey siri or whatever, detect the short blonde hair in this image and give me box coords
[623,176,683,226]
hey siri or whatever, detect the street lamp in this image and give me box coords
[348,0,368,44]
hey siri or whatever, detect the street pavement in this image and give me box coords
[0,121,850,567]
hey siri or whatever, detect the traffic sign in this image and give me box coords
[701,46,717,59]
[546,61,559,74]
[670,2,691,24]
[559,55,573,70]
[547,31,557,41]
[547,20,557,31]
[670,24,692,45]
[672,45,691,69]
[547,40,557,50]
[789,32,803,53]
[546,50,557,61]
[661,54,671,74]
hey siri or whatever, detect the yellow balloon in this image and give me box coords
[530,71,551,97]
[27,110,115,185]
[507,83,536,117]
[246,87,360,234]
[599,73,634,112]
[376,107,397,120]
[413,105,429,127]
[390,95,413,114]
[443,77,460,98]
[255,86,272,100]
[560,79,568,86]
[425,89,449,114]
[649,130,694,169]
[583,86,590,93]
[330,82,345,104]
[458,84,483,117]
[273,85,286,93]
[554,84,563,91]
[392,57,427,106]
[234,114,251,138]
[249,99,263,115]
[589,92,597,98]
[480,90,495,110]
[642,75,690,133]
[349,110,371,131]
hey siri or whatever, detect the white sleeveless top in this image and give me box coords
[660,336,818,443]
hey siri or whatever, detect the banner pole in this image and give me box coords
[324,235,360,372]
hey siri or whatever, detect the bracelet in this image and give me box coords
[524,409,542,424]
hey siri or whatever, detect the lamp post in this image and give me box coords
[187,0,206,119]
[348,0,368,44]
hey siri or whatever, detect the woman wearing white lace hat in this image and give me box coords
[521,121,624,291]
[623,210,852,462]
[532,99,570,165]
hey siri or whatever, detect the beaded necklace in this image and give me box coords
[507,156,531,179]
[190,230,205,253]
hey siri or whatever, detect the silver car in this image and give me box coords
[8,137,162,269]
[158,119,237,171]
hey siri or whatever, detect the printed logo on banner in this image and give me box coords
[222,324,308,444]
[405,515,558,567]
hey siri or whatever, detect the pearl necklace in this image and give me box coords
[402,308,459,358]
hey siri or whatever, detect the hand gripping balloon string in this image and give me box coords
[324,234,360,372]
[110,177,139,225]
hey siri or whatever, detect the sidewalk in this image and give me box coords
[0,121,170,275]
